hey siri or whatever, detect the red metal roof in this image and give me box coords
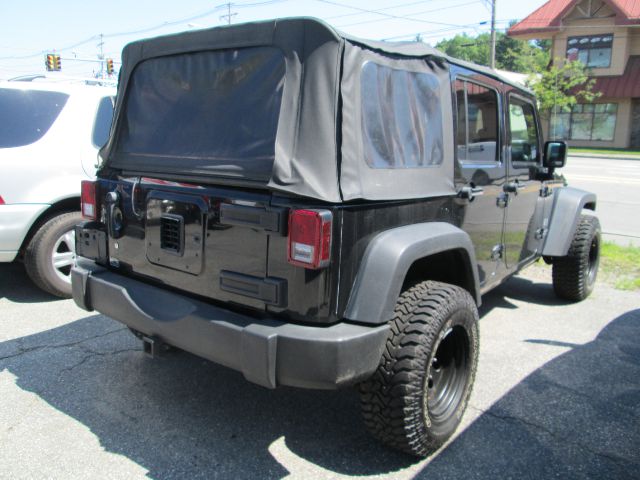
[509,0,640,37]
[591,55,640,97]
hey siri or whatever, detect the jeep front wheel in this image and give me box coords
[24,211,81,298]
[552,214,600,302]
[359,281,479,457]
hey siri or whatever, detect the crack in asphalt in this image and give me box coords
[60,347,140,374]
[0,327,128,362]
[468,404,638,475]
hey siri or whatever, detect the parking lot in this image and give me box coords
[1,260,638,479]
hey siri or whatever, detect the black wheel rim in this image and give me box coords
[425,325,470,425]
[587,234,600,286]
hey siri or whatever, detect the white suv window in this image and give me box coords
[0,89,69,148]
[92,96,115,148]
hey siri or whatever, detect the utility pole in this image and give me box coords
[489,0,496,69]
[220,2,237,25]
[97,33,105,79]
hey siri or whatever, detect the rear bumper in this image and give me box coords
[71,260,388,390]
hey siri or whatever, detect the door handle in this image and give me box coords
[503,181,525,195]
[458,186,484,201]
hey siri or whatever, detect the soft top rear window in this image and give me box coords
[115,47,286,181]
[0,89,69,148]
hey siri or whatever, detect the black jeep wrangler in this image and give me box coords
[72,18,600,457]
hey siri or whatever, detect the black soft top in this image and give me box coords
[103,17,530,202]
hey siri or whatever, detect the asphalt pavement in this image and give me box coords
[1,262,639,479]
[564,156,640,246]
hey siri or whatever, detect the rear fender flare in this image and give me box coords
[344,222,481,325]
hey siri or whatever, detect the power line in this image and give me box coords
[0,0,290,61]
[383,23,487,41]
[337,0,482,28]
[382,18,516,42]
[314,0,475,29]
[327,0,445,20]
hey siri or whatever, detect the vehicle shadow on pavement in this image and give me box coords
[480,272,572,315]
[0,314,413,478]
[414,307,640,479]
[0,262,60,303]
[1,293,638,478]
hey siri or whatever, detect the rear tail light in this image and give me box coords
[288,209,332,269]
[0,195,5,205]
[81,180,98,220]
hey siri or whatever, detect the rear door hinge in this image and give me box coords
[539,184,552,197]
[491,244,504,261]
[535,227,547,240]
[496,192,509,208]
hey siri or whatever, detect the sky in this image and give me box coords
[0,0,549,80]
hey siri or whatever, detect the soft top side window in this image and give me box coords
[360,62,444,169]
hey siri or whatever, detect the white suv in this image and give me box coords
[0,77,116,297]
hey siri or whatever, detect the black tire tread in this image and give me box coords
[359,280,479,457]
[552,215,600,302]
[24,211,80,298]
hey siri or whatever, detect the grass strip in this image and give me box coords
[600,242,640,291]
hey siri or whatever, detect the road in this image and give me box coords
[1,262,639,479]
[564,156,640,246]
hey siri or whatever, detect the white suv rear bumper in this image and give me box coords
[0,204,49,261]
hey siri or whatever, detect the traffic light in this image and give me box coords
[45,53,61,71]
[45,54,54,71]
[106,58,114,75]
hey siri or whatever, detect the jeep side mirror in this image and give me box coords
[543,141,567,169]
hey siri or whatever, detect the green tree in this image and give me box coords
[495,33,549,72]
[526,59,600,120]
[435,33,491,65]
[435,30,549,73]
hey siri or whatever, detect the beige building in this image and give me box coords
[509,0,640,148]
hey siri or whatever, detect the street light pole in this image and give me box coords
[490,0,496,69]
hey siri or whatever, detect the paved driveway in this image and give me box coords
[1,262,639,479]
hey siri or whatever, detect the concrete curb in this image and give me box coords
[569,152,640,160]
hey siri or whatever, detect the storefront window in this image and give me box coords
[566,35,613,68]
[550,103,617,142]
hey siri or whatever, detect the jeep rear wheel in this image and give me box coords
[552,215,600,302]
[24,212,81,298]
[359,281,479,457]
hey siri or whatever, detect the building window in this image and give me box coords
[566,34,613,68]
[551,103,617,142]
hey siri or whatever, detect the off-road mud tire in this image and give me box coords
[359,280,479,457]
[552,214,600,302]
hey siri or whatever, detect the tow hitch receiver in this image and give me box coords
[142,335,164,358]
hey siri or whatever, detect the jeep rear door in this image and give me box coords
[453,73,507,290]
